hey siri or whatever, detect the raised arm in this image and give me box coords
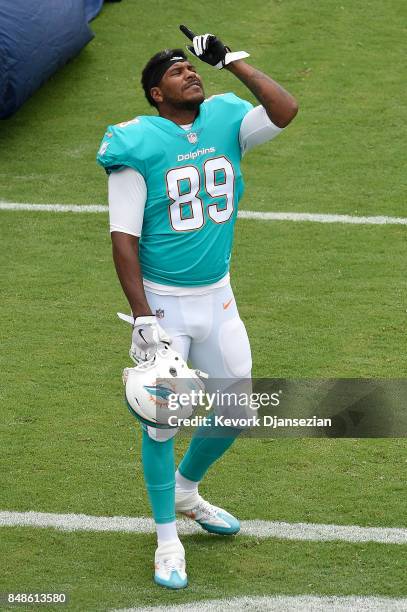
[179,26,298,128]
[226,60,298,128]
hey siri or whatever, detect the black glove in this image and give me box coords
[180,25,249,69]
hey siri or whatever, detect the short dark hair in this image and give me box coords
[141,48,187,108]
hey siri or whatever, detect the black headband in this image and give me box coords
[148,55,187,90]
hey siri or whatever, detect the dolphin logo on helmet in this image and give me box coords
[123,346,208,429]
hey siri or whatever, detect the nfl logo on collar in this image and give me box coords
[155,308,164,319]
[187,132,198,144]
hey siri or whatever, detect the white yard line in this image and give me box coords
[238,210,407,225]
[1,511,406,544]
[0,202,108,213]
[1,202,407,225]
[114,595,407,612]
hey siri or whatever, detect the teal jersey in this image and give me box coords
[97,93,253,286]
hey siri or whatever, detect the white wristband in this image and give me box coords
[216,50,250,69]
[117,312,155,326]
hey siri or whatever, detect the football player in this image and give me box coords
[97,26,298,589]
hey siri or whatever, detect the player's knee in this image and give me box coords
[213,377,257,429]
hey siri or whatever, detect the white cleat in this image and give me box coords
[175,489,240,536]
[154,539,187,589]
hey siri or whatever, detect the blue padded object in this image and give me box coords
[0,0,94,119]
[84,0,105,21]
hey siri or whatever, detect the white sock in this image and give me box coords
[156,521,179,545]
[175,469,199,493]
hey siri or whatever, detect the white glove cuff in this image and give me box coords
[134,315,157,325]
[117,312,156,326]
[215,50,250,69]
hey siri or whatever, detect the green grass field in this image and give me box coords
[1,0,406,610]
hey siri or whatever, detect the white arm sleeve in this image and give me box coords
[108,167,147,237]
[239,105,283,156]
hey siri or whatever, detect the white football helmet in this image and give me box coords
[123,346,208,428]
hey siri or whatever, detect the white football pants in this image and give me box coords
[144,281,252,440]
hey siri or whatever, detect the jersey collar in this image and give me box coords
[151,101,206,137]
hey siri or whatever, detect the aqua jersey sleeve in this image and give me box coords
[96,118,147,176]
[204,92,253,152]
[220,92,253,117]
